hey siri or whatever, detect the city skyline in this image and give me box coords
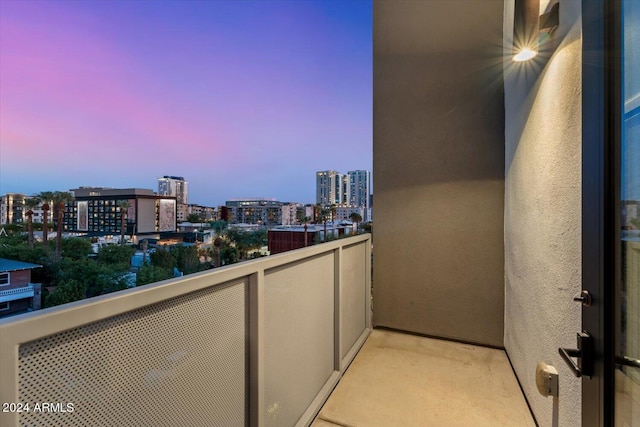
[0,0,372,206]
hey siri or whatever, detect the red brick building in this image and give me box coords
[268,223,352,255]
[0,258,42,317]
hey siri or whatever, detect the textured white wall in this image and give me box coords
[503,1,582,426]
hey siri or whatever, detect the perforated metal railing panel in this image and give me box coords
[17,279,247,427]
[263,254,335,427]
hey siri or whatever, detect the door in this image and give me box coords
[615,0,640,424]
[582,0,639,425]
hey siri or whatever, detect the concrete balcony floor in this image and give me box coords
[312,330,536,427]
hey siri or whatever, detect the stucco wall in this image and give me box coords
[503,1,582,426]
[373,0,505,347]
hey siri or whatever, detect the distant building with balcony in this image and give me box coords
[158,176,189,204]
[0,258,42,317]
[1,194,51,225]
[177,203,217,223]
[225,198,297,226]
[63,187,177,237]
[0,193,25,225]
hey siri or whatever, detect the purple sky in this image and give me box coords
[0,0,372,206]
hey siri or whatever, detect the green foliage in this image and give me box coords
[45,278,86,308]
[150,247,175,270]
[0,224,26,236]
[226,229,267,260]
[209,220,228,235]
[136,264,173,286]
[2,234,136,307]
[349,212,363,227]
[51,257,131,302]
[171,246,202,275]
[220,246,239,265]
[98,245,134,266]
[0,243,60,285]
[62,238,93,259]
[186,213,204,223]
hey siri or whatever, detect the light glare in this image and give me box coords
[513,48,537,62]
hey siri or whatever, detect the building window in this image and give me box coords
[0,272,9,286]
[0,302,9,311]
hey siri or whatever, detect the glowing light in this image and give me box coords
[513,48,537,62]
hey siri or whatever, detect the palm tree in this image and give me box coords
[315,207,330,242]
[25,197,41,248]
[301,216,311,246]
[37,191,54,247]
[314,203,323,224]
[349,212,363,234]
[52,191,73,257]
[118,200,131,245]
[330,204,337,223]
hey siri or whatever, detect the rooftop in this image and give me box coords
[0,258,42,272]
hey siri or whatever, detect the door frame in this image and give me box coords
[582,0,621,425]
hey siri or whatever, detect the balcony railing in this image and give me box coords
[0,285,34,303]
[0,234,371,427]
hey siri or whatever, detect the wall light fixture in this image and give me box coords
[513,1,560,62]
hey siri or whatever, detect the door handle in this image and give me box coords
[559,331,594,378]
[616,355,640,369]
[573,290,592,306]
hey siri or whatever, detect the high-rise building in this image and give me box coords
[346,170,370,212]
[316,170,371,220]
[316,171,343,206]
[158,176,189,204]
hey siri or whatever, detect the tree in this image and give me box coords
[220,246,239,265]
[98,245,134,266]
[52,191,73,258]
[150,246,175,270]
[45,278,86,307]
[61,238,93,259]
[136,264,172,286]
[187,213,204,223]
[227,229,265,259]
[117,200,131,245]
[330,204,337,222]
[171,246,201,274]
[349,212,363,234]
[316,207,330,242]
[25,197,41,249]
[38,191,54,247]
[209,220,228,236]
[300,216,311,246]
[314,203,322,223]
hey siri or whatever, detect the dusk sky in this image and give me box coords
[0,0,372,206]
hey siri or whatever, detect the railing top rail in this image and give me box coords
[0,234,370,345]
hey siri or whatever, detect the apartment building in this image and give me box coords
[158,176,189,204]
[64,187,177,236]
